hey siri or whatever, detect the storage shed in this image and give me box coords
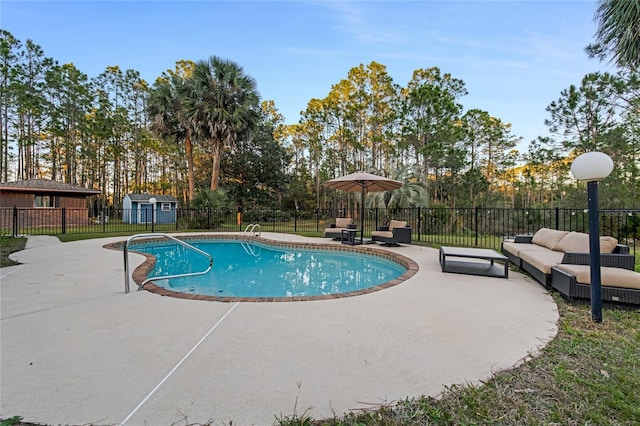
[0,179,101,227]
[123,194,178,224]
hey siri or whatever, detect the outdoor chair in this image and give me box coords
[371,220,411,246]
[324,217,355,240]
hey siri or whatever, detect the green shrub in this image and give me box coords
[243,209,291,223]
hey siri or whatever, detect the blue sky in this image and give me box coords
[2,1,612,151]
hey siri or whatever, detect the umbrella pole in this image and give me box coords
[361,185,365,242]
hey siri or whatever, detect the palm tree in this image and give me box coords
[367,164,427,209]
[180,56,260,190]
[147,72,196,202]
[587,0,640,69]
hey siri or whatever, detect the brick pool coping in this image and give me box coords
[104,234,419,302]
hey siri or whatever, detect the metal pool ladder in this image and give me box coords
[123,233,213,294]
[240,224,261,256]
[242,223,261,238]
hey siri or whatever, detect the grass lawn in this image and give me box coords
[0,236,26,267]
[1,236,638,426]
[282,296,639,425]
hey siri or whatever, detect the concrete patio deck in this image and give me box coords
[1,233,558,425]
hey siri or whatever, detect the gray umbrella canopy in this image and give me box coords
[323,171,403,193]
[323,171,403,242]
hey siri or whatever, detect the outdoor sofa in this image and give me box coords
[324,217,355,240]
[550,263,640,305]
[371,220,412,246]
[501,228,639,305]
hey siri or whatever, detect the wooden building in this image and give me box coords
[0,179,101,227]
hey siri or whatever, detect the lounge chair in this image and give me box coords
[371,220,411,246]
[324,217,355,240]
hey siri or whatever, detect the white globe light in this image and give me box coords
[570,152,614,182]
[149,197,157,204]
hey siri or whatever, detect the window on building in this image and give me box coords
[161,203,171,211]
[34,195,55,208]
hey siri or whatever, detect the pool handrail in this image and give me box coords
[242,223,261,238]
[123,233,213,293]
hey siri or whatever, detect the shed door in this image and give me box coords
[139,203,153,224]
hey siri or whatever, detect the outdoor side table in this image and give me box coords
[439,246,509,279]
[341,229,361,245]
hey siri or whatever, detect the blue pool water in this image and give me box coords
[133,239,406,298]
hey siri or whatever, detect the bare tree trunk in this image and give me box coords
[1,101,6,181]
[210,142,221,191]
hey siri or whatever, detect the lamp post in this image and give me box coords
[149,197,157,233]
[570,152,614,323]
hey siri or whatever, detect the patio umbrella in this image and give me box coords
[323,171,403,242]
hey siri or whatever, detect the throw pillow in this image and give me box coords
[553,231,618,253]
[531,228,569,250]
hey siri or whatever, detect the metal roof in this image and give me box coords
[126,193,178,202]
[0,179,101,195]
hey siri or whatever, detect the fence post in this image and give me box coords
[12,205,17,237]
[475,207,479,246]
[555,207,560,230]
[294,208,298,232]
[102,207,107,233]
[61,207,66,234]
[375,208,379,231]
[417,207,421,242]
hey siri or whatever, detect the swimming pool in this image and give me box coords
[122,236,417,301]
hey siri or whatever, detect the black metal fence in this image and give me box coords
[2,206,638,255]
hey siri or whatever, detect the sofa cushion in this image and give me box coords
[531,228,569,250]
[519,249,565,274]
[554,264,640,289]
[502,241,550,257]
[371,230,393,239]
[334,218,353,228]
[388,220,407,230]
[553,231,618,254]
[324,227,343,233]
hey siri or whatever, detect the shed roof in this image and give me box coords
[126,193,177,203]
[0,179,101,195]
